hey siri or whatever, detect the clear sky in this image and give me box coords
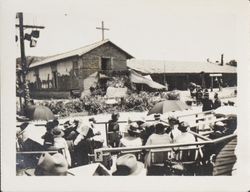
[14,0,249,63]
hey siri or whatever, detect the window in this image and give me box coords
[101,57,111,71]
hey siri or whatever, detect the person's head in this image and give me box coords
[214,92,219,99]
[16,122,29,142]
[111,112,120,121]
[89,117,96,123]
[154,114,161,121]
[34,152,68,176]
[45,120,56,131]
[168,115,179,126]
[178,121,190,133]
[204,91,209,99]
[214,121,226,132]
[155,122,167,134]
[51,127,64,138]
[112,154,145,176]
[137,117,146,126]
[127,122,141,137]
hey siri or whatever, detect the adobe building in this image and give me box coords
[127,59,237,91]
[26,39,133,98]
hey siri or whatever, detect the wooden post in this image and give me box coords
[211,76,213,92]
[105,123,108,146]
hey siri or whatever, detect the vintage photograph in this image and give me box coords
[15,1,240,177]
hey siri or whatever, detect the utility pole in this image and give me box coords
[16,12,45,114]
[96,21,109,40]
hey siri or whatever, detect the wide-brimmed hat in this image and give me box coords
[33,152,68,176]
[51,127,64,138]
[128,122,141,134]
[178,121,190,132]
[168,115,179,124]
[215,121,225,127]
[112,154,145,176]
[137,117,146,125]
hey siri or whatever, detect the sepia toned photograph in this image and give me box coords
[14,3,241,177]
[1,0,250,191]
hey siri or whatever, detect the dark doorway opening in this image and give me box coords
[101,57,111,71]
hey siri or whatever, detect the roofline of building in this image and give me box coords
[29,39,134,69]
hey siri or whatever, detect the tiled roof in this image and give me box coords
[127,59,236,74]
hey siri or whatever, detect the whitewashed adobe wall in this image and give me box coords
[26,70,36,83]
[57,60,73,76]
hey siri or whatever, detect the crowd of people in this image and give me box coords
[16,109,237,176]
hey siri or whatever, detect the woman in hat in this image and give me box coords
[168,115,181,142]
[51,127,71,167]
[145,122,171,146]
[119,122,142,147]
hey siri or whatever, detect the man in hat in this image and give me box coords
[196,85,203,105]
[209,121,227,139]
[112,154,146,176]
[108,112,121,147]
[174,121,196,144]
[24,152,69,176]
[41,120,57,149]
[201,91,214,112]
[213,93,221,109]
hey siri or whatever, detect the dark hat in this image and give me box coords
[204,91,209,98]
[168,115,179,124]
[178,121,190,132]
[51,127,64,138]
[128,122,141,134]
[154,114,161,120]
[155,122,168,133]
[53,119,59,127]
[112,154,145,176]
[45,120,55,130]
[111,112,120,119]
[20,122,29,130]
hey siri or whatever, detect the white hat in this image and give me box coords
[215,121,225,127]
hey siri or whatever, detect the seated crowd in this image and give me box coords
[16,112,237,176]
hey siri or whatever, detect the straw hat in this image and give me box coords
[25,152,68,176]
[112,154,145,176]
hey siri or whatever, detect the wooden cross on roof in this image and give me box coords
[96,21,109,40]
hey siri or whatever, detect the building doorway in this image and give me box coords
[101,57,111,71]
